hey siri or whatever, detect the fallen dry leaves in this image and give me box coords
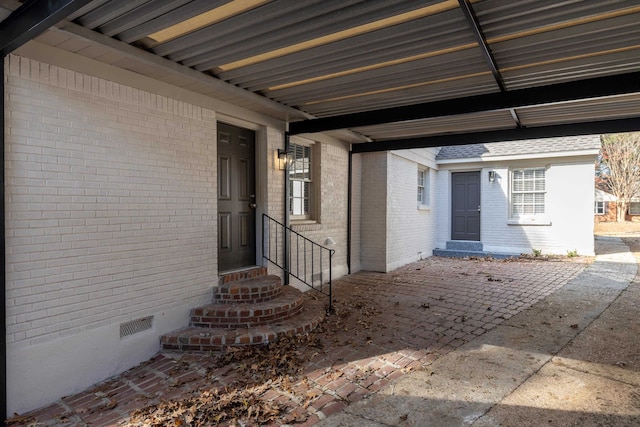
[122,332,324,426]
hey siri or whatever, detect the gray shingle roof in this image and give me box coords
[435,135,601,160]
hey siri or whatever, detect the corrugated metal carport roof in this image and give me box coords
[1,0,639,149]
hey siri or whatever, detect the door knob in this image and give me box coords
[249,203,257,209]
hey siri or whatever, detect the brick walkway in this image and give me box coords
[12,256,589,426]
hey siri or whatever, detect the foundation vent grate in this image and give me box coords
[120,316,153,339]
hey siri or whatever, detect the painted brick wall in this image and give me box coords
[5,55,218,348]
[289,140,350,287]
[350,154,362,273]
[4,54,229,413]
[437,158,596,256]
[359,152,388,271]
[6,56,216,345]
[386,153,437,271]
[265,127,286,277]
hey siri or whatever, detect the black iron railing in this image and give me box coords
[262,214,334,313]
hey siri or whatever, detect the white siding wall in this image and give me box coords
[5,55,219,413]
[436,157,596,256]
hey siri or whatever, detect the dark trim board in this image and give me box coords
[351,117,640,153]
[0,0,94,56]
[289,72,640,136]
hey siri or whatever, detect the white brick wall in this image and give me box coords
[5,55,220,413]
[386,153,437,271]
[350,154,362,273]
[357,150,438,272]
[5,55,217,347]
[288,140,350,286]
[359,152,388,271]
[436,157,596,256]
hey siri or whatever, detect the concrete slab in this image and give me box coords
[474,362,640,427]
[318,236,640,427]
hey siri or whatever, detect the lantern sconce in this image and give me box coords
[488,170,496,183]
[275,148,287,170]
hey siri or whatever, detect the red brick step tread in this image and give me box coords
[161,297,326,352]
[191,285,304,328]
[214,275,282,304]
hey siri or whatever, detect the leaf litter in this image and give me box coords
[122,332,323,426]
[120,293,389,426]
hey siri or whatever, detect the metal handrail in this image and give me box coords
[262,214,334,313]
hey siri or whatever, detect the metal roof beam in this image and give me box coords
[289,71,640,135]
[0,0,93,56]
[351,117,640,153]
[458,0,505,92]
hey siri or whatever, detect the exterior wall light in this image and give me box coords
[488,170,496,183]
[276,148,287,170]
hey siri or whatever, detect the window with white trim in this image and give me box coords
[511,167,546,217]
[417,168,429,207]
[630,202,640,215]
[594,201,606,215]
[289,142,312,219]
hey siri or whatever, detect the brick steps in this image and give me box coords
[214,275,282,304]
[192,285,304,328]
[161,273,326,352]
[161,298,325,352]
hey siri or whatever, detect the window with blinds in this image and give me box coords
[289,143,312,218]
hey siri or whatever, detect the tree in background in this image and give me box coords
[597,132,640,222]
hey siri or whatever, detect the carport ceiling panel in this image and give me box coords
[474,0,640,88]
[301,73,500,117]
[474,0,639,40]
[217,9,474,92]
[501,50,640,91]
[492,15,640,89]
[266,48,490,106]
[105,0,230,43]
[517,94,640,127]
[352,110,516,141]
[150,0,439,67]
[150,0,319,60]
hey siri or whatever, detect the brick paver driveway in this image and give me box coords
[16,256,589,426]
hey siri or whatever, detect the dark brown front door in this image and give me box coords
[217,122,256,271]
[451,171,480,241]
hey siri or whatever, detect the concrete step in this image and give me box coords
[446,240,483,251]
[433,248,518,260]
[214,274,282,304]
[192,285,304,328]
[161,298,326,352]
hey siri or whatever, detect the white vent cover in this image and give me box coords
[120,316,153,339]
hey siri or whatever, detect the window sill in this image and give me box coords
[290,220,322,232]
[417,205,431,211]
[507,218,552,226]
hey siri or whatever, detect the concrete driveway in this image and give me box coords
[13,237,638,426]
[319,235,640,427]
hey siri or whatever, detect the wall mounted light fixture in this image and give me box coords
[275,149,287,170]
[488,170,496,183]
